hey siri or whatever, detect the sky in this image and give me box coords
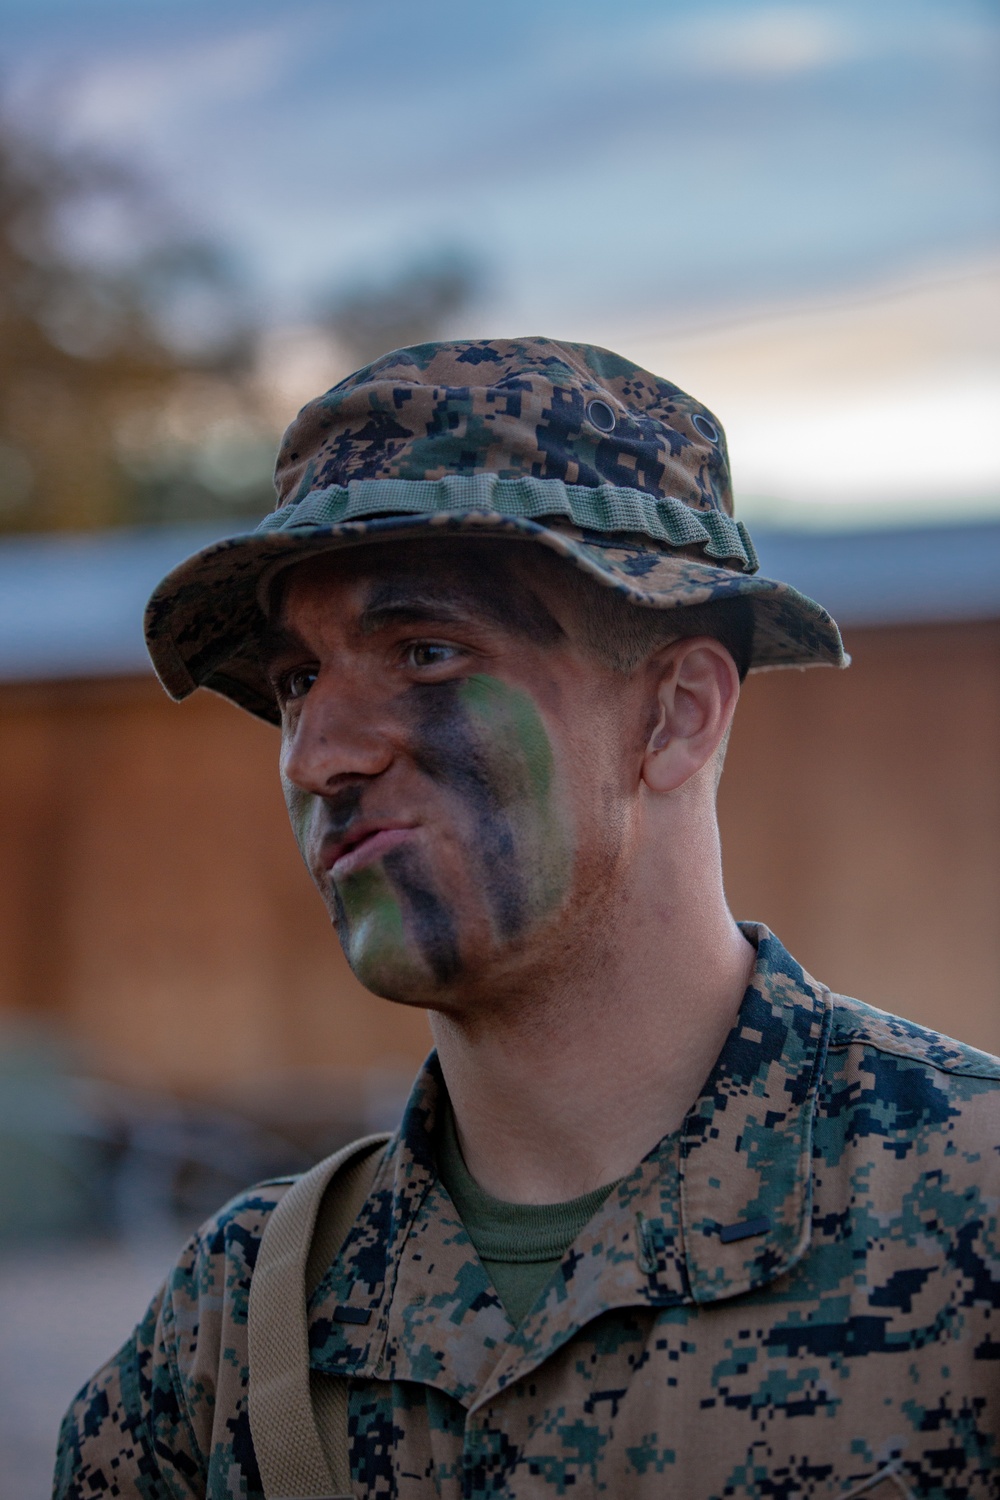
[2,0,998,522]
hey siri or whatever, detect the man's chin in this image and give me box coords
[341,940,467,1009]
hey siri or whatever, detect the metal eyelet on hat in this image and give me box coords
[692,413,719,443]
[586,398,617,433]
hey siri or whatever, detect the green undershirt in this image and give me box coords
[436,1105,617,1327]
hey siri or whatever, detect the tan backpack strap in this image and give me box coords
[248,1133,390,1500]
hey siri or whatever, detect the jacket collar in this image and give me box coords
[307,925,832,1407]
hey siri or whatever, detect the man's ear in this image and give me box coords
[641,638,741,794]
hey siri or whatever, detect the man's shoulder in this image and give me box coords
[818,989,1000,1161]
[181,1174,297,1280]
[826,989,1000,1083]
[203,1174,298,1233]
[159,1175,299,1350]
[138,1178,301,1431]
[54,1175,301,1499]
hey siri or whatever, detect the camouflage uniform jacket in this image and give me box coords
[55,925,1000,1499]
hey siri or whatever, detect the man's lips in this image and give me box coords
[322,823,417,879]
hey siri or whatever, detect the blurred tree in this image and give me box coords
[0,110,487,533]
[0,111,272,532]
[324,249,484,369]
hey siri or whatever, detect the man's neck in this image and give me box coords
[428,845,756,1205]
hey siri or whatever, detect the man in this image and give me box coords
[56,339,999,1498]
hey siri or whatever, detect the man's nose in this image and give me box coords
[279,672,396,794]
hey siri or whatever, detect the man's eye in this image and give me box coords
[405,642,458,669]
[280,666,318,701]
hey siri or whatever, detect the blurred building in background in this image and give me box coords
[1,515,997,1088]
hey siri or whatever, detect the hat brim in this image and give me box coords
[144,511,847,725]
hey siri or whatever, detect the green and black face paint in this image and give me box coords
[409,674,569,941]
[381,843,461,985]
[325,672,573,998]
[282,551,579,1000]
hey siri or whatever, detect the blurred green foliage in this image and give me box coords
[0,1025,108,1242]
[0,112,485,533]
[0,112,273,531]
[324,249,484,369]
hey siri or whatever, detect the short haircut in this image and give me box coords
[524,547,755,680]
[575,589,754,679]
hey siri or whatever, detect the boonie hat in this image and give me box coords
[144,337,847,724]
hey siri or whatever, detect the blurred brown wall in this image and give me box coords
[0,676,433,1095]
[720,618,999,1053]
[1,615,997,1096]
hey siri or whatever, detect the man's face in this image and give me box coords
[263,540,644,1015]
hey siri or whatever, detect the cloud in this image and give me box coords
[727,370,1000,506]
[668,5,859,78]
[47,18,319,140]
[618,258,1000,513]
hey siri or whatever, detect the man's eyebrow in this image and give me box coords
[357,586,476,635]
[358,577,564,644]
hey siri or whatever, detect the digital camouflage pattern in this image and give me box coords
[55,926,1000,1498]
[273,336,738,510]
[142,338,846,724]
